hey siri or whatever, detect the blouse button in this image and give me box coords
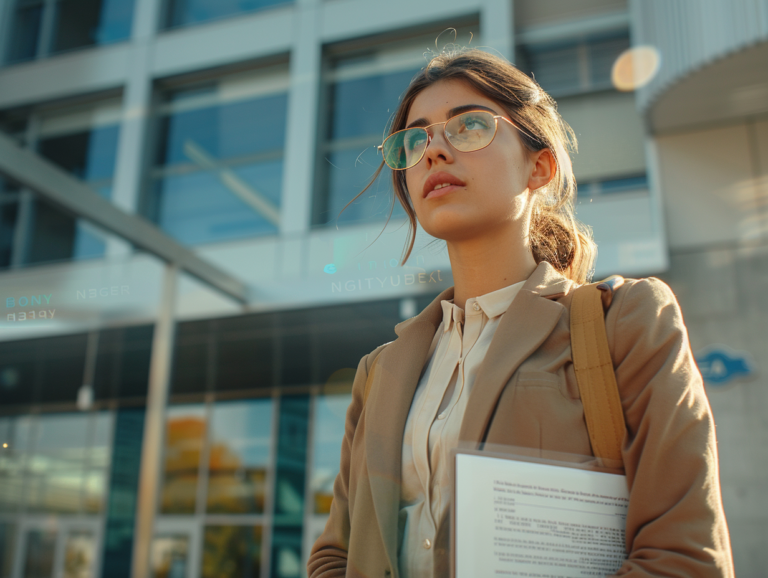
[437,412,446,420]
[423,538,432,550]
[473,302,480,311]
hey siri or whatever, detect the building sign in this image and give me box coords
[695,345,756,386]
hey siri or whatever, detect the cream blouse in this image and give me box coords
[397,279,527,578]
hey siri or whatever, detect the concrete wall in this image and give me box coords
[657,244,768,575]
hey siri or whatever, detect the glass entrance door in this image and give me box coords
[151,520,200,578]
[12,517,101,578]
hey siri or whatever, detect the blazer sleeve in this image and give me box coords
[307,351,370,578]
[605,277,735,577]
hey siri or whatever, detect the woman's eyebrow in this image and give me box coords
[406,104,498,129]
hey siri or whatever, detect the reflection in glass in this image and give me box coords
[161,405,206,514]
[23,412,113,515]
[165,0,289,28]
[22,528,57,578]
[310,394,351,514]
[34,121,120,262]
[26,414,88,514]
[318,62,415,226]
[206,399,272,514]
[0,522,16,578]
[52,0,135,53]
[202,525,262,578]
[148,78,287,246]
[0,417,31,513]
[151,535,189,578]
[63,531,95,578]
[520,33,630,96]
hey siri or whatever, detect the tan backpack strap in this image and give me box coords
[570,281,626,464]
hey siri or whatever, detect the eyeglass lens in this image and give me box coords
[382,111,497,170]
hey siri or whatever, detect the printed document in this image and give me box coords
[454,452,628,577]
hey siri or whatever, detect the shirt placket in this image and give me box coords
[429,303,484,516]
[412,306,463,541]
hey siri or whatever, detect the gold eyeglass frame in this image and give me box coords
[376,110,519,171]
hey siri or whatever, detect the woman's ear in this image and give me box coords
[527,148,557,191]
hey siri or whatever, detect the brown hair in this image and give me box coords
[337,46,597,284]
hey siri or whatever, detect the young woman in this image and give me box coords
[308,47,734,578]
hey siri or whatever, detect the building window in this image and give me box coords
[0,179,20,269]
[577,174,649,197]
[0,412,113,578]
[314,28,479,228]
[163,0,290,29]
[30,99,121,264]
[147,66,289,246]
[3,0,135,65]
[517,31,630,97]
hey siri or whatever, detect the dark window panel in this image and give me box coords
[0,189,19,269]
[171,341,208,395]
[215,335,272,392]
[279,333,311,387]
[270,526,301,578]
[93,326,153,401]
[52,0,104,52]
[52,0,135,53]
[5,3,43,64]
[38,126,120,185]
[37,334,88,404]
[119,326,153,398]
[26,199,76,265]
[166,0,290,28]
[273,395,308,525]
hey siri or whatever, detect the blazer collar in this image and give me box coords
[365,261,575,569]
[392,261,574,337]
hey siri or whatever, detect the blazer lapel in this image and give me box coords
[458,262,574,445]
[365,285,454,569]
[363,262,574,567]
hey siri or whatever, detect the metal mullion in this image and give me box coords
[301,386,319,571]
[202,514,267,526]
[149,148,285,179]
[261,390,281,578]
[9,116,41,269]
[92,408,116,578]
[195,395,213,519]
[18,414,39,518]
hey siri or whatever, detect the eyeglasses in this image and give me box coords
[377,110,518,171]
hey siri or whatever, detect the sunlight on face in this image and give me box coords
[403,79,537,244]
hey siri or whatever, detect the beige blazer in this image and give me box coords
[307,261,734,578]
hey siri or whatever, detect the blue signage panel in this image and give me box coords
[694,345,756,386]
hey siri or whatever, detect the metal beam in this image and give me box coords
[0,130,250,304]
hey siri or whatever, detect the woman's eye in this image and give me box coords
[462,116,489,130]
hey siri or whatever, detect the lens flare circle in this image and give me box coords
[611,46,661,91]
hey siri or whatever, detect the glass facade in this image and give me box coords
[314,49,418,227]
[518,31,630,96]
[0,99,122,268]
[3,0,742,573]
[164,0,290,29]
[4,0,135,64]
[147,68,288,246]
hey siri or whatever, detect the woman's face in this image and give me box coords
[403,79,549,244]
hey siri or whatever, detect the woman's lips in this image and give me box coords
[425,185,460,199]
